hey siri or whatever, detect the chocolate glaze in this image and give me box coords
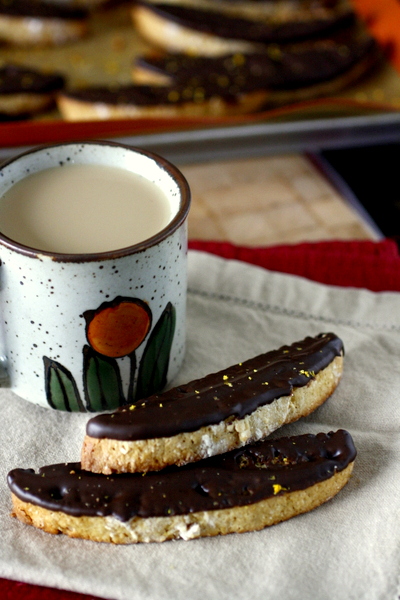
[8,430,356,521]
[136,29,376,93]
[86,333,343,441]
[0,0,87,20]
[138,1,354,43]
[63,82,245,106]
[64,26,377,107]
[0,65,65,95]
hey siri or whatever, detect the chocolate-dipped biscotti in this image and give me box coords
[55,0,379,121]
[0,65,65,117]
[131,26,379,108]
[132,0,355,56]
[58,23,379,121]
[8,430,356,544]
[81,333,344,474]
[56,82,269,120]
[0,0,89,46]
[132,28,376,87]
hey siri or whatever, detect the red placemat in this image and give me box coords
[189,238,400,292]
[2,237,400,600]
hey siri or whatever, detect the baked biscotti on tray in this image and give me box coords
[57,33,379,122]
[132,27,377,88]
[131,0,355,56]
[8,429,356,544]
[0,64,65,118]
[54,0,380,122]
[130,26,379,109]
[57,18,380,122]
[81,332,344,474]
[56,83,270,120]
[0,0,89,46]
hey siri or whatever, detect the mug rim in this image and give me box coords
[0,140,191,263]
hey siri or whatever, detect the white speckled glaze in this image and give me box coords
[0,141,190,411]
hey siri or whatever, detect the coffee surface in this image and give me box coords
[0,164,172,254]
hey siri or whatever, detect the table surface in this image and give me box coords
[181,153,377,246]
[0,151,387,600]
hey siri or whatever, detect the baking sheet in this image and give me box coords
[2,110,400,166]
[1,0,400,159]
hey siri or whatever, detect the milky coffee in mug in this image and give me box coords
[0,141,191,411]
[0,163,172,254]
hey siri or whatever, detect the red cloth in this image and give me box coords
[3,238,400,600]
[189,238,400,292]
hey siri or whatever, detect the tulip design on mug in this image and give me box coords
[43,296,176,412]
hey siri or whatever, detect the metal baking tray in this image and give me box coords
[2,110,400,165]
[1,1,400,164]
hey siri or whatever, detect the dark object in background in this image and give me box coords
[321,143,399,239]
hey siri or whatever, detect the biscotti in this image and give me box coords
[56,83,269,120]
[0,0,88,46]
[0,65,65,117]
[81,332,344,474]
[132,28,375,87]
[126,0,380,115]
[132,27,379,108]
[132,0,355,56]
[8,430,356,544]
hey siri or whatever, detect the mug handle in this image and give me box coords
[0,260,10,386]
[0,357,9,385]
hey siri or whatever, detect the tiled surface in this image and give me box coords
[181,154,376,246]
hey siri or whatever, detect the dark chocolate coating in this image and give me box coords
[62,83,243,105]
[0,65,65,95]
[136,29,376,93]
[0,0,87,19]
[8,430,356,521]
[86,333,343,441]
[138,1,354,43]
[65,27,376,107]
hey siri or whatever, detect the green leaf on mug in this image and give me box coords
[126,352,137,406]
[43,356,85,412]
[135,302,176,400]
[83,345,124,412]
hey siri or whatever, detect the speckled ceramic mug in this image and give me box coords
[0,141,191,411]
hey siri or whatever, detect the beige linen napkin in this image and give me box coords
[1,250,400,600]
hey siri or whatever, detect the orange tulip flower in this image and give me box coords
[84,296,152,358]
